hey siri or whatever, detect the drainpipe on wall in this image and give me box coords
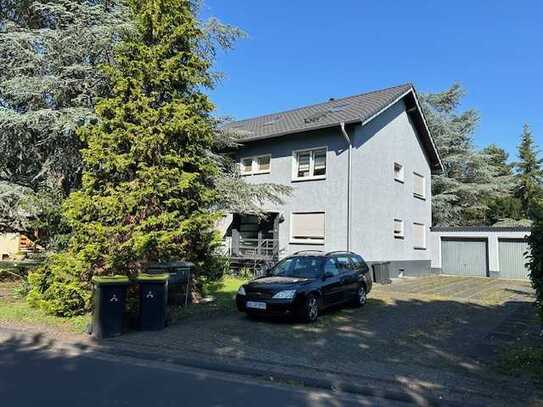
[340,122,352,251]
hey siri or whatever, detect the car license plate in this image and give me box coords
[246,301,267,310]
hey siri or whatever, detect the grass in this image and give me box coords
[498,345,543,386]
[169,275,248,322]
[0,281,90,335]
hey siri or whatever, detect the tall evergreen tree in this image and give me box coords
[420,84,503,226]
[26,0,253,315]
[514,124,543,217]
[0,1,129,237]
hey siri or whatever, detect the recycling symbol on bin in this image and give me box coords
[146,290,155,299]
[109,294,119,303]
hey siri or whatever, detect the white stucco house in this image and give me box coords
[221,84,443,277]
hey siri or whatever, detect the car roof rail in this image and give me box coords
[325,250,355,256]
[293,250,325,256]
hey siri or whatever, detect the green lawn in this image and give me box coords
[0,281,90,334]
[169,275,248,322]
[0,275,248,334]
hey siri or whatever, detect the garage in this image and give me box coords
[498,239,530,280]
[441,238,488,277]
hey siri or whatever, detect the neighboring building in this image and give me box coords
[0,233,37,260]
[223,84,443,277]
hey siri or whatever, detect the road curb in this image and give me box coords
[0,325,486,407]
[96,343,479,407]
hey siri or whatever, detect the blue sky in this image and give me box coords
[201,1,542,160]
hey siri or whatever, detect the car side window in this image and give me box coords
[323,258,340,277]
[334,256,353,273]
[351,254,369,274]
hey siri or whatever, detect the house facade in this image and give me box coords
[223,84,443,277]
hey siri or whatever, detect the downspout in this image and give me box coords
[340,122,352,251]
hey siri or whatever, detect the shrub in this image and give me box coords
[527,206,543,323]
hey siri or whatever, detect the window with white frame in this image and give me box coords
[393,219,404,239]
[413,172,425,199]
[293,148,327,180]
[413,223,426,249]
[291,212,325,244]
[240,154,271,175]
[394,162,404,182]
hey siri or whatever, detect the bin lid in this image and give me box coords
[136,273,170,282]
[147,261,194,269]
[92,275,130,285]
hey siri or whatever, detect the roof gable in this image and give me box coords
[225,84,443,174]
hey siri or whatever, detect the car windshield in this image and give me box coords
[268,256,325,279]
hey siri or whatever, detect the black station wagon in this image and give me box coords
[235,251,373,322]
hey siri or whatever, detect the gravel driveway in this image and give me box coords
[109,276,538,405]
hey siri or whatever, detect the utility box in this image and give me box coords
[136,274,169,331]
[372,262,392,285]
[146,261,193,305]
[91,276,130,339]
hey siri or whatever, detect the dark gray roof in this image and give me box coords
[226,84,413,141]
[226,84,443,174]
[431,226,531,233]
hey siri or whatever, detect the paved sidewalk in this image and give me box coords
[100,276,539,406]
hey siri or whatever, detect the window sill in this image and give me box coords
[292,175,326,183]
[289,239,325,245]
[413,194,426,201]
[413,246,427,250]
[241,171,271,176]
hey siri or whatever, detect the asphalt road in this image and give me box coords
[0,333,403,407]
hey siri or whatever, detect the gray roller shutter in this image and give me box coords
[498,239,530,280]
[441,238,488,277]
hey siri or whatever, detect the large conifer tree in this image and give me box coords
[421,84,503,226]
[514,124,543,217]
[0,0,129,235]
[27,0,240,315]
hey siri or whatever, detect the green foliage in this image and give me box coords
[514,124,543,218]
[0,0,129,239]
[27,0,249,316]
[421,84,510,226]
[526,206,543,323]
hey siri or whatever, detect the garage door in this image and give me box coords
[441,238,488,277]
[498,239,530,280]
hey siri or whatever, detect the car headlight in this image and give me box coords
[272,290,297,299]
[238,286,246,296]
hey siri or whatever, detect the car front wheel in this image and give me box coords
[300,294,319,323]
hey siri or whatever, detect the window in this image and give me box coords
[290,212,325,244]
[414,172,425,199]
[394,162,404,182]
[240,154,271,175]
[293,148,327,180]
[394,219,404,239]
[333,256,353,272]
[413,223,426,249]
[256,155,271,173]
[323,258,340,276]
[240,158,253,175]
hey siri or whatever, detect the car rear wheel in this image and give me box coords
[353,285,367,308]
[300,294,319,323]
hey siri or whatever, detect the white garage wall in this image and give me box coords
[430,227,531,277]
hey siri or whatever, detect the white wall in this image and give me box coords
[0,233,20,258]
